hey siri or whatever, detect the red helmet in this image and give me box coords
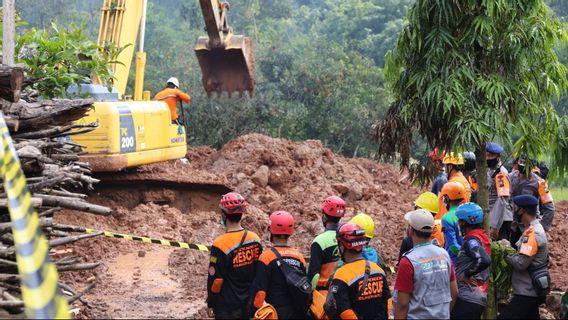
[269,211,295,235]
[321,196,346,217]
[219,192,247,214]
[336,223,367,251]
[428,148,445,162]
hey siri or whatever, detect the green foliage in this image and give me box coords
[378,0,568,178]
[491,242,516,301]
[13,0,404,157]
[16,23,121,99]
[550,186,568,201]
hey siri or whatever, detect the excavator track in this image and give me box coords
[95,174,232,194]
[89,163,232,213]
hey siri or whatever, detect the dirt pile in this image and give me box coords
[548,200,568,290]
[191,133,421,261]
[54,133,568,318]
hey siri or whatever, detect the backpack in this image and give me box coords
[270,247,313,314]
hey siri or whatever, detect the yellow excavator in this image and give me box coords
[71,0,255,172]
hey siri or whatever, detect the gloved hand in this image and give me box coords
[178,125,184,135]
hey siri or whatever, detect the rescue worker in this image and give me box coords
[510,156,555,245]
[308,196,346,292]
[394,209,458,319]
[451,203,491,319]
[154,77,191,124]
[429,148,447,195]
[397,192,443,263]
[252,211,308,319]
[463,151,478,203]
[499,195,549,319]
[485,142,513,240]
[349,213,387,270]
[207,192,262,319]
[535,161,550,181]
[440,181,466,264]
[437,152,471,219]
[324,223,390,319]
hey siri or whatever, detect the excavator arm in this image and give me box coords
[195,0,256,97]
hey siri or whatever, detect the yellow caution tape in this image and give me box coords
[0,114,69,318]
[84,228,210,251]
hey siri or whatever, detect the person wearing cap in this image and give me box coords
[252,211,308,319]
[499,195,549,319]
[429,149,448,195]
[485,142,514,240]
[308,196,347,293]
[154,77,191,124]
[324,223,391,319]
[394,209,457,320]
[397,192,444,264]
[451,203,491,319]
[207,192,262,319]
[509,156,555,244]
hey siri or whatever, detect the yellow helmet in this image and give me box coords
[414,192,439,214]
[442,152,464,165]
[350,213,375,239]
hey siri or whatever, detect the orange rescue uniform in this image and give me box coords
[154,88,191,121]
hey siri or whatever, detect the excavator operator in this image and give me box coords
[154,77,191,125]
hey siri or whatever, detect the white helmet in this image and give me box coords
[166,77,179,88]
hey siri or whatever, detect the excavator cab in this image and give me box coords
[195,0,255,97]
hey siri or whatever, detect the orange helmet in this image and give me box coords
[441,181,466,201]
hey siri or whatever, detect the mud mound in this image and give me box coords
[548,200,568,290]
[200,133,420,261]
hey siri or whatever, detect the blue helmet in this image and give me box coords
[456,203,483,225]
[486,142,504,155]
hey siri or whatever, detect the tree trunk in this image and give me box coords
[477,144,497,319]
[475,145,489,233]
[2,0,15,67]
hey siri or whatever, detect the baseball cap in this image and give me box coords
[404,209,435,232]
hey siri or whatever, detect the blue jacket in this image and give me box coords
[442,206,463,265]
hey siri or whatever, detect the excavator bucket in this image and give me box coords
[195,34,255,98]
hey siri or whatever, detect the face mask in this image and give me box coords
[487,158,498,168]
[518,164,526,174]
